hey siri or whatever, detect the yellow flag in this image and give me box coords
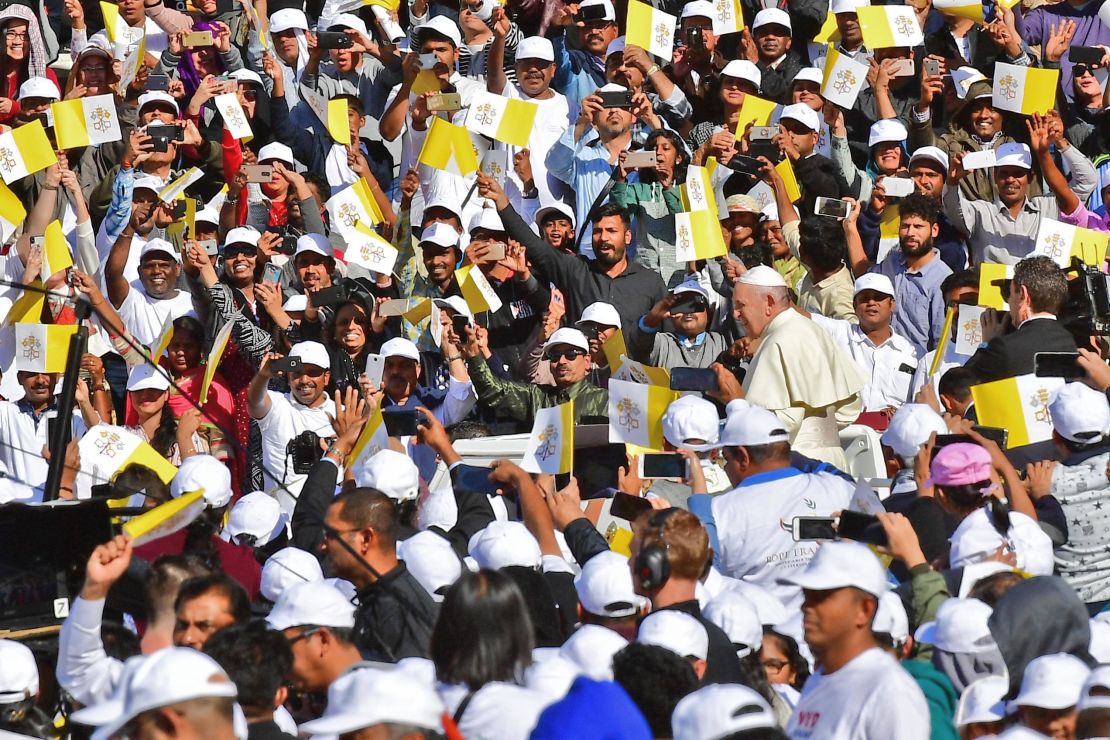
[0,177,25,240]
[971,374,1064,447]
[123,490,205,546]
[40,221,73,279]
[418,117,480,177]
[735,95,778,140]
[977,263,1013,311]
[813,12,841,43]
[152,313,174,361]
[52,94,122,149]
[602,329,628,372]
[992,63,1058,116]
[674,209,727,262]
[0,120,57,184]
[349,406,388,469]
[681,164,717,214]
[455,263,504,314]
[608,378,679,449]
[327,98,351,145]
[412,69,441,95]
[15,323,78,372]
[200,322,233,405]
[776,158,801,203]
[79,424,179,488]
[465,91,539,148]
[625,0,678,60]
[856,6,924,48]
[5,281,43,326]
[521,401,575,474]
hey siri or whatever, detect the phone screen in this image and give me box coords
[452,464,501,495]
[382,408,421,437]
[836,510,887,546]
[793,516,837,541]
[816,197,850,219]
[669,367,719,392]
[610,491,654,521]
[1034,352,1084,379]
[262,263,282,285]
[641,453,686,479]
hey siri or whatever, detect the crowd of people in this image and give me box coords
[7,0,1110,736]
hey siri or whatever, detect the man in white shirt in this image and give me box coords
[248,341,338,512]
[783,541,930,739]
[0,369,72,500]
[807,273,920,418]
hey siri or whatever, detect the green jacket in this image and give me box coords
[909,564,951,663]
[610,181,686,288]
[467,356,609,423]
[902,659,959,740]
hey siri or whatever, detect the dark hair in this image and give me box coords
[738,651,779,708]
[936,481,1012,537]
[302,171,332,202]
[641,129,689,185]
[938,366,978,404]
[941,269,979,298]
[966,570,1023,607]
[145,406,179,460]
[1013,255,1067,315]
[720,730,790,740]
[145,554,213,622]
[431,570,535,690]
[592,203,631,229]
[102,620,141,661]
[448,420,493,440]
[327,293,374,356]
[181,507,225,573]
[797,217,847,273]
[173,315,206,346]
[333,487,400,550]
[501,565,565,647]
[173,573,252,626]
[612,642,698,737]
[761,628,810,692]
[114,463,169,504]
[897,193,940,226]
[735,242,774,270]
[203,622,293,714]
[744,441,792,466]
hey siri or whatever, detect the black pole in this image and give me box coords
[43,302,91,502]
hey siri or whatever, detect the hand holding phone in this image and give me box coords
[669,367,719,392]
[815,197,851,220]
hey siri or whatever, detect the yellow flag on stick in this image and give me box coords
[971,374,1064,447]
[79,423,179,487]
[151,313,174,362]
[602,329,629,372]
[52,94,122,149]
[521,401,575,474]
[15,323,77,373]
[681,164,718,214]
[674,209,727,262]
[464,91,538,148]
[625,0,678,60]
[4,281,44,326]
[776,158,801,203]
[200,322,233,405]
[418,117,480,177]
[992,63,1058,116]
[348,406,388,470]
[734,95,778,140]
[327,98,351,145]
[977,263,1013,311]
[40,221,73,279]
[608,378,678,449]
[929,307,956,377]
[0,120,57,184]
[455,263,504,314]
[856,5,923,48]
[0,177,25,241]
[123,490,205,546]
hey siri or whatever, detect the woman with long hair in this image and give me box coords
[158,20,243,100]
[0,6,57,127]
[124,364,207,465]
[325,293,384,394]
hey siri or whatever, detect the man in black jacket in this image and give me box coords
[963,255,1077,383]
[747,9,807,102]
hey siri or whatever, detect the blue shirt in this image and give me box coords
[875,249,953,355]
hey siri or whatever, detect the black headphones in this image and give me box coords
[634,508,679,592]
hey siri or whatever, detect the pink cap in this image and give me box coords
[928,443,992,486]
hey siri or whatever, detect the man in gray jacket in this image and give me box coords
[627,279,728,371]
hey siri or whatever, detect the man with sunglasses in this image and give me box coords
[549,0,620,117]
[628,280,727,371]
[265,580,363,694]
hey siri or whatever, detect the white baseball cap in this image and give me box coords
[223,491,288,546]
[1079,665,1110,711]
[0,640,38,702]
[398,530,462,602]
[419,221,461,250]
[717,400,789,447]
[282,294,308,313]
[909,145,949,172]
[469,206,505,235]
[794,66,824,86]
[868,119,908,148]
[288,340,331,370]
[415,16,462,47]
[779,102,820,133]
[881,403,948,459]
[949,510,1054,575]
[260,547,323,603]
[1011,653,1091,711]
[229,68,264,87]
[88,648,237,740]
[543,327,591,354]
[299,667,445,734]
[323,12,369,37]
[132,174,165,194]
[853,272,895,298]
[17,76,59,101]
[224,226,261,248]
[662,395,720,449]
[956,676,1008,727]
[737,265,788,288]
[780,540,888,598]
[703,591,762,657]
[913,597,996,653]
[535,201,576,228]
[468,521,542,570]
[266,580,357,631]
[140,238,181,263]
[126,363,171,393]
[380,336,420,362]
[354,449,419,501]
[672,684,777,740]
[269,8,309,33]
[753,8,791,30]
[606,36,626,57]
[638,610,709,661]
[257,141,295,166]
[1050,382,1110,443]
[720,59,761,90]
[574,550,646,618]
[579,0,616,22]
[681,0,715,19]
[171,454,233,509]
[424,195,464,223]
[517,36,555,62]
[559,624,628,681]
[874,591,909,643]
[672,278,710,300]
[831,0,868,12]
[576,302,622,329]
[195,206,220,226]
[294,233,333,259]
[70,655,148,729]
[137,90,179,114]
[995,142,1033,170]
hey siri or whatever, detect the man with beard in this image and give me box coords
[477,172,666,331]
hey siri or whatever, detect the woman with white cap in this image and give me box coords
[0,6,58,128]
[124,363,209,465]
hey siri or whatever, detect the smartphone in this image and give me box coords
[882,177,914,198]
[576,3,608,22]
[639,452,687,480]
[452,463,501,495]
[610,491,654,521]
[815,196,851,220]
[199,239,218,256]
[310,285,344,308]
[623,150,658,169]
[147,73,170,91]
[669,367,720,392]
[483,241,506,260]
[836,510,888,546]
[379,298,415,317]
[962,149,997,170]
[669,296,705,316]
[749,140,782,164]
[184,30,214,47]
[685,26,705,50]
[244,164,273,183]
[364,353,385,388]
[317,30,353,49]
[170,200,187,219]
[427,92,462,112]
[749,125,777,142]
[792,515,838,541]
[598,89,634,109]
[888,58,914,77]
[270,356,303,374]
[451,313,471,337]
[30,235,44,248]
[922,58,941,77]
[382,408,421,437]
[262,262,282,285]
[726,154,764,176]
[147,123,183,142]
[1034,351,1084,379]
[1070,45,1104,65]
[419,52,439,69]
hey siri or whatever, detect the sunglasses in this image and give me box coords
[1075,63,1101,78]
[545,348,587,362]
[223,246,257,258]
[241,89,259,101]
[671,300,708,314]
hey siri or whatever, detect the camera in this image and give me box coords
[287,430,323,475]
[1062,259,1110,345]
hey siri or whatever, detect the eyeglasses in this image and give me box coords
[4,30,27,40]
[285,626,322,645]
[762,658,789,672]
[241,89,258,101]
[81,64,109,73]
[223,246,258,258]
[545,348,587,362]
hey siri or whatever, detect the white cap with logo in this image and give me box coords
[416,15,463,47]
[18,76,59,101]
[293,233,333,259]
[269,8,309,33]
[420,221,461,250]
[718,400,789,448]
[779,102,820,133]
[576,302,622,329]
[995,142,1032,170]
[720,59,761,90]
[257,141,295,166]
[137,90,178,113]
[662,395,720,449]
[868,119,908,147]
[224,226,261,248]
[380,336,420,362]
[299,667,445,735]
[517,36,555,62]
[909,145,949,172]
[126,363,171,393]
[753,8,791,30]
[681,0,716,19]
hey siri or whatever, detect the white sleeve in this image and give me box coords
[436,376,477,428]
[56,597,125,706]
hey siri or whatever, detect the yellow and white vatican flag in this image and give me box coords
[159,168,204,204]
[954,304,986,356]
[40,220,73,279]
[711,0,744,35]
[151,313,174,362]
[327,97,352,145]
[626,0,678,60]
[418,117,481,177]
[521,401,575,474]
[608,378,678,449]
[877,204,900,263]
[346,227,399,275]
[933,0,984,21]
[612,354,671,387]
[326,178,384,239]
[14,323,76,373]
[856,6,923,48]
[52,94,122,150]
[821,44,869,109]
[380,297,433,324]
[992,63,1058,116]
[79,423,179,487]
[348,406,389,470]
[602,329,629,373]
[681,165,718,214]
[214,93,253,140]
[0,178,25,242]
[3,280,43,327]
[735,95,778,139]
[971,374,1065,447]
[775,157,802,203]
[118,32,146,91]
[1033,217,1109,268]
[455,263,504,314]
[123,490,205,546]
[464,90,538,148]
[977,263,1013,311]
[199,322,233,405]
[674,209,728,262]
[0,120,57,184]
